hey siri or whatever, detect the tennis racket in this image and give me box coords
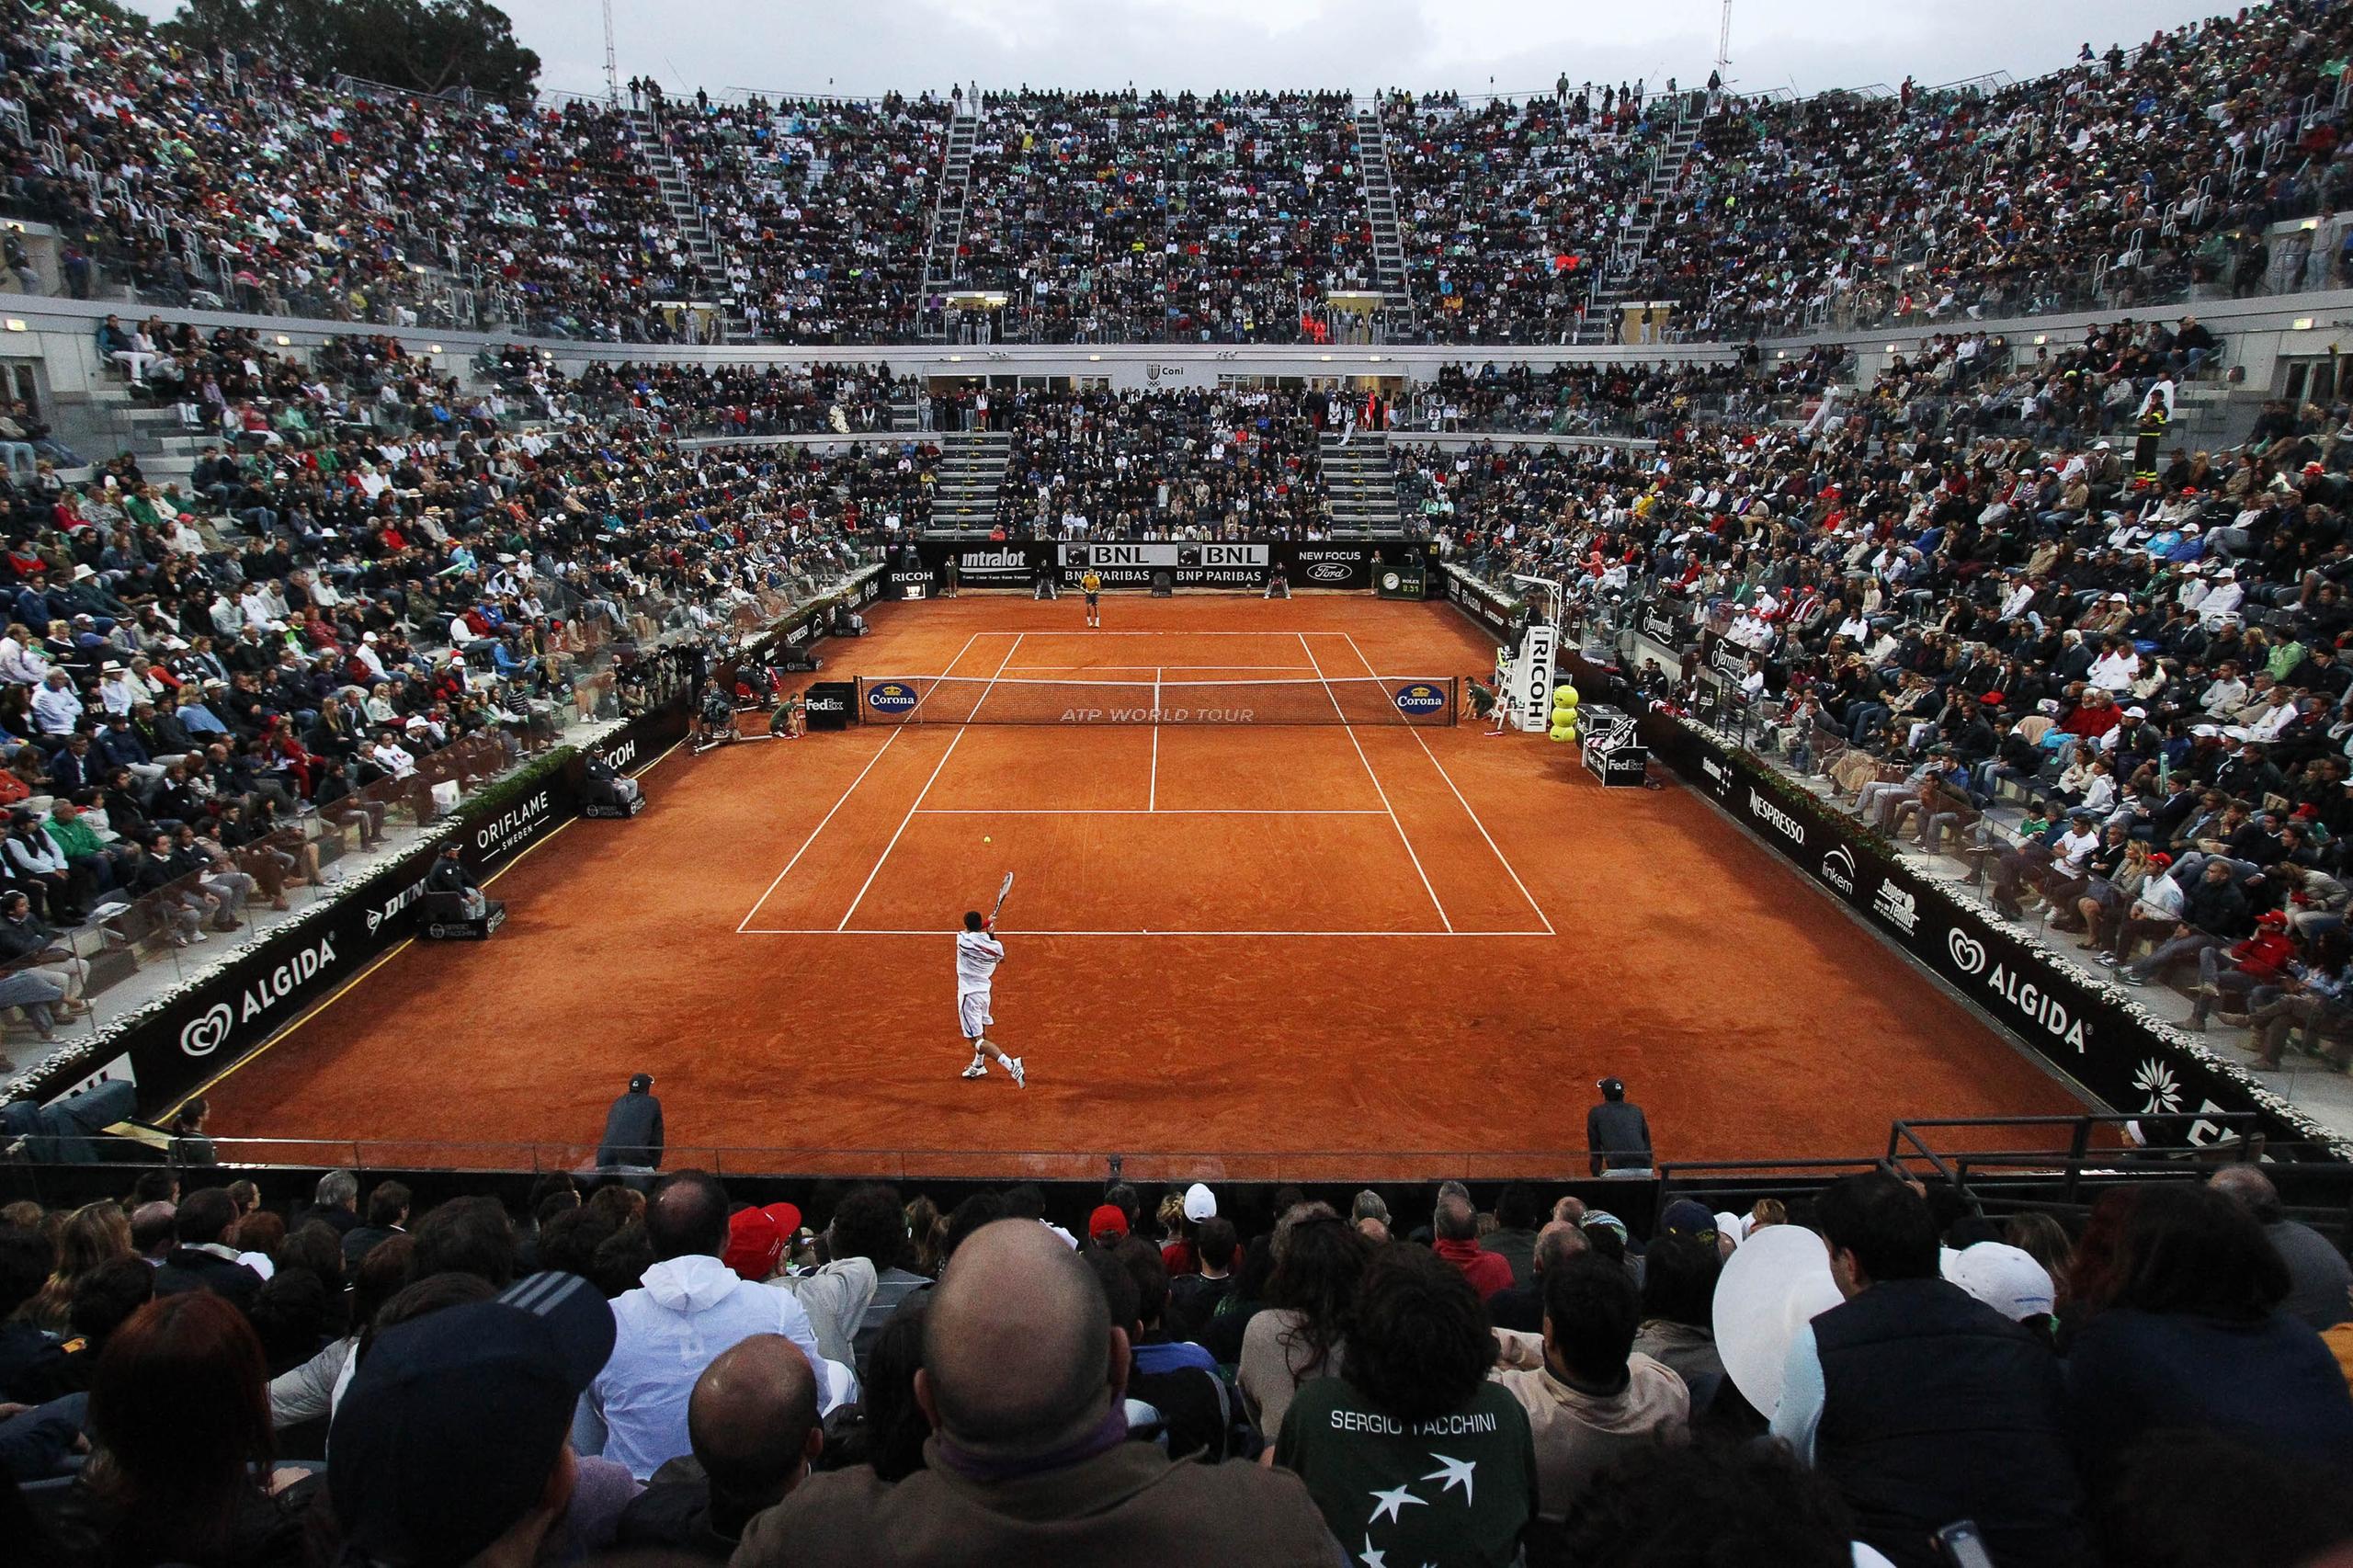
[990,871,1016,923]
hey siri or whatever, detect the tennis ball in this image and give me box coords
[983,835,992,843]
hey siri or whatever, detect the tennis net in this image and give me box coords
[856,675,1460,726]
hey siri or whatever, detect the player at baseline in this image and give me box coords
[956,911,1025,1086]
[1080,568,1103,628]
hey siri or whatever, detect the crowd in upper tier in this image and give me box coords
[9,0,2353,344]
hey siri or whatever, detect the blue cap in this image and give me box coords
[330,1272,614,1568]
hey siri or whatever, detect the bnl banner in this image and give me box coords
[1061,542,1270,587]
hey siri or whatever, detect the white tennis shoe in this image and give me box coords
[961,1059,987,1080]
[1009,1057,1027,1088]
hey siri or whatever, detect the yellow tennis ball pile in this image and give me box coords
[1551,684,1580,744]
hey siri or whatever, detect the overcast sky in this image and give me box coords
[123,0,2211,101]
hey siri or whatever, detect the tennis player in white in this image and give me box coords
[956,910,1024,1085]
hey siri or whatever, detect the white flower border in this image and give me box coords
[1675,712,2353,1159]
[2,824,461,1108]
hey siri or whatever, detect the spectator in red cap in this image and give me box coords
[1087,1205,1130,1248]
[722,1204,799,1282]
[2189,909,2296,1031]
[574,1172,825,1481]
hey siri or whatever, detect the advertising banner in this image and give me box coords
[1638,719,2346,1158]
[37,701,699,1119]
[1444,568,1517,639]
[1289,544,1374,591]
[1059,541,1268,589]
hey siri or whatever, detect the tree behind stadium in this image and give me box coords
[160,0,541,102]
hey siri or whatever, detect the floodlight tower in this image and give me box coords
[1715,0,1733,77]
[603,0,620,108]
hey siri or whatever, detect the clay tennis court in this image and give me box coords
[194,596,2093,1179]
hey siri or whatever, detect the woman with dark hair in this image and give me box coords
[1238,1204,1371,1433]
[830,1300,931,1483]
[2064,1184,2353,1485]
[57,1291,313,1568]
[2003,1212,2075,1312]
[1199,1231,1275,1366]
[269,1233,415,1431]
[1273,1244,1537,1568]
[2055,1185,2140,1346]
[1631,1233,1728,1419]
[22,1200,131,1334]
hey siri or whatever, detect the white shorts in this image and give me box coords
[959,990,994,1040]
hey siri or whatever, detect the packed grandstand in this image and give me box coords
[0,0,2349,1565]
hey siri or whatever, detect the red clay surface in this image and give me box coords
[196,597,2092,1180]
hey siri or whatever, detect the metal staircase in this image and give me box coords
[928,430,1012,530]
[623,108,756,345]
[1321,429,1407,534]
[1574,101,1708,346]
[1352,102,1415,335]
[919,98,983,340]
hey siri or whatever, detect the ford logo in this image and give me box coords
[1304,562,1352,583]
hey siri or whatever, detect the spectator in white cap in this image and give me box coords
[1945,1243,2058,1335]
[1160,1182,1216,1277]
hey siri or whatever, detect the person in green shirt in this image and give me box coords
[47,799,113,884]
[1276,1244,1537,1568]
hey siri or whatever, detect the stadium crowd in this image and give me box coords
[0,3,690,341]
[1427,312,2353,1070]
[1381,91,1672,345]
[958,90,1374,345]
[0,325,905,1060]
[562,361,917,439]
[992,387,1327,540]
[0,1161,2345,1567]
[640,94,949,344]
[1645,0,2353,338]
[3,1,2353,345]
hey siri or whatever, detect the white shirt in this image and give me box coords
[956,929,1004,995]
[573,1253,828,1481]
[2052,827,2101,875]
[30,682,81,734]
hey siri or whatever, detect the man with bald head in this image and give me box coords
[733,1218,1342,1567]
[620,1334,822,1561]
[1489,1220,1591,1335]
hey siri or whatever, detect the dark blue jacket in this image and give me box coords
[1813,1278,2085,1568]
[2066,1307,2353,1484]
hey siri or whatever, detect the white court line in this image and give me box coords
[1149,666,1160,812]
[734,629,988,933]
[1003,665,1314,673]
[1301,631,1452,933]
[913,808,1388,816]
[835,632,1023,930]
[743,928,1552,938]
[1341,631,1555,936]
